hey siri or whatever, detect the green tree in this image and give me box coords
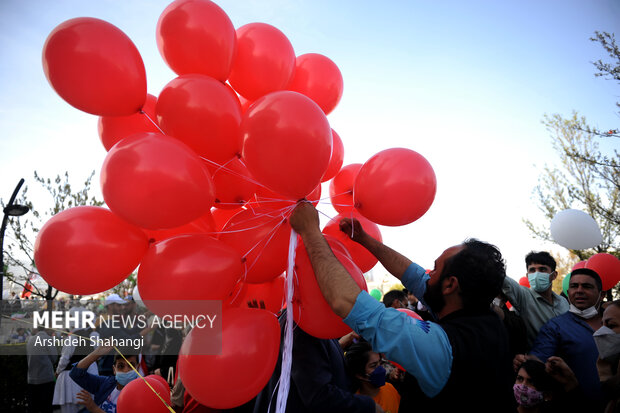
[525,31,620,297]
[524,112,620,261]
[2,171,104,302]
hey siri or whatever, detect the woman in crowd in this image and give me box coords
[344,341,400,413]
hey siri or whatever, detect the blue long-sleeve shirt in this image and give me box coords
[343,262,452,397]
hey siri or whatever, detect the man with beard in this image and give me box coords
[289,202,516,412]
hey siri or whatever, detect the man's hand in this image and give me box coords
[93,344,115,357]
[545,356,578,391]
[76,390,103,413]
[338,331,360,349]
[339,217,367,244]
[512,354,528,372]
[289,201,320,236]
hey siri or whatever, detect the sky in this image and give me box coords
[1,0,619,293]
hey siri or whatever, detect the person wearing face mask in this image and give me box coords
[69,345,140,413]
[513,358,589,412]
[519,268,606,410]
[501,251,569,350]
[345,342,401,413]
[594,300,620,413]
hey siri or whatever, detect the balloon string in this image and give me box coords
[210,157,235,176]
[275,228,297,413]
[242,215,291,275]
[216,208,291,235]
[140,111,165,135]
[1,315,175,412]
[199,156,269,189]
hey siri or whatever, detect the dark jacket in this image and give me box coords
[253,312,375,413]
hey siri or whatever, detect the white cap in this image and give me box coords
[104,293,128,306]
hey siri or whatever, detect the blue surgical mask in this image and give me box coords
[116,370,139,386]
[528,272,551,293]
[366,365,386,388]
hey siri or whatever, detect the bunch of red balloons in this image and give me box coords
[36,0,438,408]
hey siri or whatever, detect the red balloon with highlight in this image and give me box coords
[157,74,243,165]
[179,308,280,409]
[156,0,236,81]
[43,17,146,116]
[228,23,296,101]
[354,148,437,226]
[101,132,215,230]
[287,53,343,115]
[241,91,332,199]
[34,206,148,295]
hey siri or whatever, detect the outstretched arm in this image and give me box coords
[340,217,412,279]
[290,202,361,318]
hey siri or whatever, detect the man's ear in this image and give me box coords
[442,276,460,295]
[549,271,558,281]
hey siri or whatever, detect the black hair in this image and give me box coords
[518,360,559,394]
[382,290,407,308]
[525,251,557,272]
[442,239,506,311]
[114,353,139,367]
[344,341,373,390]
[570,268,603,291]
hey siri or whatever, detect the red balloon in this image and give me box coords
[322,129,345,182]
[211,157,257,209]
[255,184,321,211]
[518,276,530,288]
[287,53,343,115]
[238,94,253,113]
[293,243,367,339]
[138,234,243,305]
[218,208,291,284]
[211,206,244,232]
[142,211,216,243]
[330,164,362,214]
[101,132,215,229]
[228,23,296,101]
[354,148,437,226]
[397,308,423,320]
[117,374,171,413]
[34,206,148,295]
[157,74,243,165]
[156,0,236,81]
[572,261,587,271]
[179,308,280,409]
[145,374,170,391]
[231,274,285,314]
[585,253,620,290]
[98,94,160,151]
[241,91,332,199]
[322,211,382,273]
[42,17,146,116]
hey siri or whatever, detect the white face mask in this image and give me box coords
[568,292,601,319]
[593,326,620,360]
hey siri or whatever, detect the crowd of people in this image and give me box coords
[18,201,620,413]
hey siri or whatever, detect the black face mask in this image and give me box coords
[423,278,446,314]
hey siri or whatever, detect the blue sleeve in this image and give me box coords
[343,291,452,397]
[529,319,559,362]
[69,364,111,395]
[401,263,430,302]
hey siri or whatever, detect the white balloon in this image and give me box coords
[550,209,602,250]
